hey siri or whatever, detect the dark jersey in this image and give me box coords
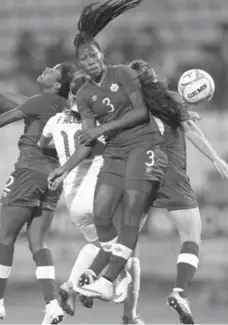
[160,107,190,174]
[16,92,68,173]
[76,65,163,147]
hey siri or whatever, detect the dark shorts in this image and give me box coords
[98,143,168,192]
[1,168,62,211]
[153,167,197,211]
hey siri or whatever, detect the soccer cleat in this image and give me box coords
[76,276,114,301]
[114,269,132,303]
[41,299,64,324]
[167,290,194,324]
[59,281,76,316]
[0,302,5,320]
[78,271,96,308]
[122,315,145,324]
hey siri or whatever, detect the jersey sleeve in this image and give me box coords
[42,116,55,138]
[18,95,40,116]
[116,65,141,95]
[76,90,95,120]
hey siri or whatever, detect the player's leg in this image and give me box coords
[0,168,40,319]
[103,145,166,284]
[0,205,33,319]
[75,159,125,299]
[79,157,125,281]
[65,160,101,288]
[27,184,63,324]
[122,216,147,325]
[168,207,201,296]
[61,161,101,313]
[156,179,199,324]
[78,145,167,300]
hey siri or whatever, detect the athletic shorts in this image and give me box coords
[1,168,62,211]
[99,143,168,192]
[153,166,197,211]
[64,156,103,221]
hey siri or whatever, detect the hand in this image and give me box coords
[78,127,103,146]
[188,110,201,123]
[212,157,228,179]
[48,167,68,191]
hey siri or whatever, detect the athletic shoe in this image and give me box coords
[167,290,194,324]
[41,299,64,324]
[122,315,145,324]
[114,269,132,303]
[78,270,96,308]
[76,276,114,301]
[59,281,76,316]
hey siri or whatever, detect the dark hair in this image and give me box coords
[129,59,182,129]
[62,108,81,124]
[74,0,142,57]
[58,63,77,99]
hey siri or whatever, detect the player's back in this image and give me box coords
[47,111,104,166]
[17,92,67,173]
[163,122,187,172]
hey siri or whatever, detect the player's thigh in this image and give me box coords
[66,158,102,224]
[125,144,167,193]
[0,205,34,245]
[168,207,202,244]
[27,209,55,254]
[113,198,148,232]
[93,157,125,224]
[1,168,43,208]
[41,184,62,212]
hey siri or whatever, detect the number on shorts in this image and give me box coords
[60,130,77,160]
[102,97,115,113]
[145,150,154,167]
[4,176,14,193]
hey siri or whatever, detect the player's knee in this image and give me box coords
[0,227,18,246]
[178,219,202,245]
[27,231,47,254]
[75,213,98,242]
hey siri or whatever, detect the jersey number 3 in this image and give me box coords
[103,97,115,113]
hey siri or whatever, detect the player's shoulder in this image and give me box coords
[76,79,91,98]
[111,64,132,75]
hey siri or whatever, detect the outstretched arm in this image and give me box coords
[0,108,25,127]
[182,119,228,178]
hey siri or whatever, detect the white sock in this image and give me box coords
[123,257,141,319]
[69,243,100,290]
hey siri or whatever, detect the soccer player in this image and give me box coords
[48,0,182,305]
[42,72,143,324]
[0,63,75,324]
[128,59,228,324]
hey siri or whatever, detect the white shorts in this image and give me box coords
[63,156,103,242]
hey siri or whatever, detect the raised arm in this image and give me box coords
[0,108,25,127]
[182,119,228,178]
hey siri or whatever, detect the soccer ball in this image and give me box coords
[178,69,215,104]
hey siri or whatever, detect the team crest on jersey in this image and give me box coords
[110,83,119,92]
[91,95,97,102]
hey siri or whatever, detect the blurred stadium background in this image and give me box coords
[0,0,228,323]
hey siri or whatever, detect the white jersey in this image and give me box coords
[42,112,104,188]
[42,112,103,165]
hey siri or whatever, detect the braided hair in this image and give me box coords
[128,59,182,129]
[74,0,143,56]
[58,63,77,99]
